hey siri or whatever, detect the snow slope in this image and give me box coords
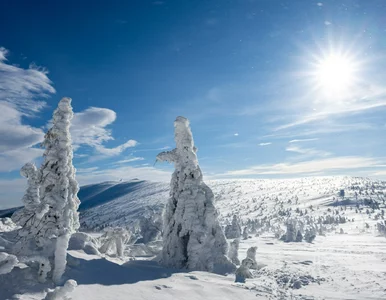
[1,176,386,299]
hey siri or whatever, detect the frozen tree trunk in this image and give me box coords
[52,234,70,284]
[157,116,235,274]
[30,98,80,283]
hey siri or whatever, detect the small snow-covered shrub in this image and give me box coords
[137,212,162,244]
[99,227,131,257]
[242,226,249,240]
[235,247,258,282]
[44,279,77,300]
[377,220,386,237]
[68,232,100,255]
[0,252,18,275]
[304,225,316,243]
[235,264,253,283]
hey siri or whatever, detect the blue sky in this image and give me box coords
[1,0,386,208]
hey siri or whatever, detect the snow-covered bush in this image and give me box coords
[137,212,162,244]
[242,226,249,240]
[224,215,242,239]
[99,227,131,257]
[235,246,258,282]
[157,116,235,274]
[228,239,240,265]
[304,225,316,243]
[377,220,386,237]
[0,252,18,275]
[68,232,100,255]
[281,218,303,242]
[44,279,77,300]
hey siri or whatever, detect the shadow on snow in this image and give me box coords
[65,254,181,286]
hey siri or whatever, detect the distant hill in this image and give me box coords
[1,177,385,232]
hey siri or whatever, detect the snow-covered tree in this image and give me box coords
[235,246,258,283]
[225,215,242,239]
[157,116,234,274]
[12,163,49,241]
[228,239,240,265]
[30,98,80,283]
[242,226,249,240]
[281,218,303,243]
[99,227,131,257]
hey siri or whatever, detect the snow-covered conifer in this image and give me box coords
[31,98,80,283]
[228,239,240,265]
[225,215,242,239]
[242,226,249,240]
[157,116,234,273]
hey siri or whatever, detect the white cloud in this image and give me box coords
[71,107,138,156]
[76,167,99,173]
[259,142,271,146]
[221,156,384,177]
[234,133,239,136]
[116,157,145,164]
[285,145,330,157]
[0,47,55,172]
[289,138,318,143]
[0,47,55,116]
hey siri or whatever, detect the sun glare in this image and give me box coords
[315,54,355,95]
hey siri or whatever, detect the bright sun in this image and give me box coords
[315,54,355,94]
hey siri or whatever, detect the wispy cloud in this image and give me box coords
[289,138,318,143]
[0,47,55,172]
[71,107,138,156]
[76,167,99,173]
[285,145,330,157]
[276,83,386,131]
[259,142,272,146]
[115,157,145,164]
[221,156,384,177]
[134,146,171,152]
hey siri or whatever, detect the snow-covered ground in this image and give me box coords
[1,176,386,299]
